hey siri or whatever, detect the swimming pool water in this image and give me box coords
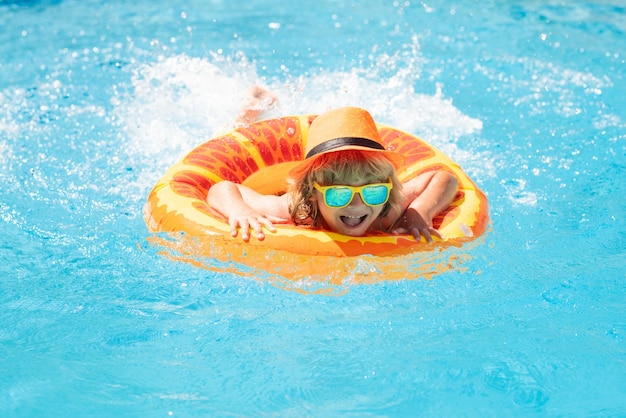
[1,0,625,416]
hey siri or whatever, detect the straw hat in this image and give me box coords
[299,106,405,169]
[243,107,404,193]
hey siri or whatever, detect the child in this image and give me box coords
[207,104,458,243]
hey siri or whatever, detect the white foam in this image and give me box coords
[501,178,538,207]
[115,53,266,165]
[114,48,488,190]
[263,36,483,142]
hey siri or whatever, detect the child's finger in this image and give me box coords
[249,218,266,240]
[258,219,276,233]
[266,215,290,225]
[229,218,240,237]
[412,227,433,243]
[430,228,443,239]
[239,220,251,241]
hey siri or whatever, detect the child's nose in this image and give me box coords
[348,192,365,206]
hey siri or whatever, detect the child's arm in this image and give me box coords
[207,181,290,241]
[386,170,458,242]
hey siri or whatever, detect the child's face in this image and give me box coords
[312,180,386,236]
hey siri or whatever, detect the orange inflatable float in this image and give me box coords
[144,114,489,289]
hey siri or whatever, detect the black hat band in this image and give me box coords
[305,137,385,159]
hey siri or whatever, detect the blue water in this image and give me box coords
[1,0,625,416]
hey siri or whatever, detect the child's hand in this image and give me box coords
[228,208,287,242]
[391,208,442,243]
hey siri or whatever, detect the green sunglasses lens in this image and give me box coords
[361,185,390,205]
[325,187,353,207]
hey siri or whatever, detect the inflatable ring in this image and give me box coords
[144,114,489,262]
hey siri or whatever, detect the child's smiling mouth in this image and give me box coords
[340,214,368,227]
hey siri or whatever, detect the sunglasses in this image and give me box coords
[313,181,393,208]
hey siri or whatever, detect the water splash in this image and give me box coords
[114,47,487,190]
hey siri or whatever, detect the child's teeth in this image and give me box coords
[341,214,366,227]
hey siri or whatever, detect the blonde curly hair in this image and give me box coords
[288,150,402,227]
